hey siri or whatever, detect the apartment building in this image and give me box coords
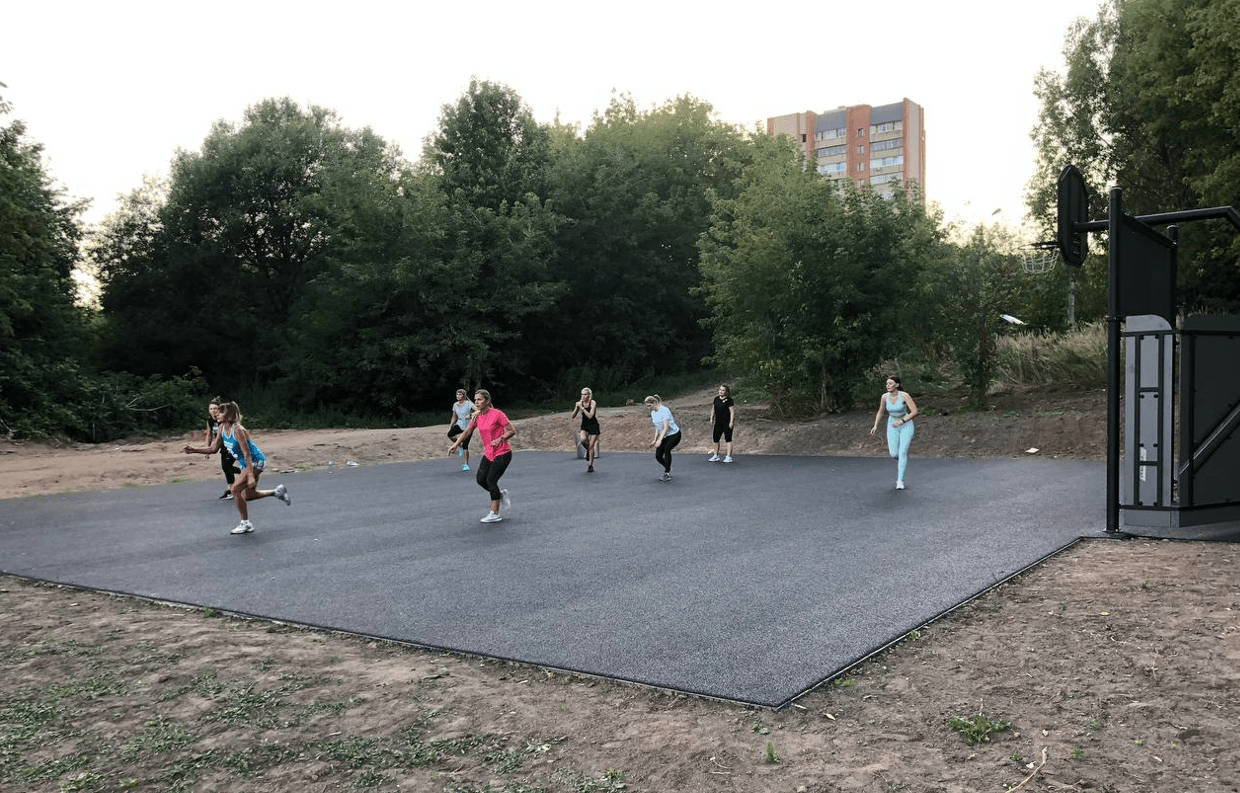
[767,99,925,200]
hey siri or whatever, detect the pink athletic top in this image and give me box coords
[471,407,512,461]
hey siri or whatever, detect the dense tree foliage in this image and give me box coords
[16,72,1112,438]
[2,91,202,440]
[1028,0,1240,311]
[0,112,89,436]
[920,226,1026,407]
[698,134,944,415]
[538,94,749,392]
[421,79,564,394]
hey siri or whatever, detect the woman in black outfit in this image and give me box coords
[206,398,240,500]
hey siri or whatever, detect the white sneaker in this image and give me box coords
[480,512,502,523]
[896,480,905,490]
[723,455,733,463]
[462,463,470,472]
[660,471,672,482]
[274,484,291,505]
[230,521,254,535]
[501,489,511,510]
[708,454,720,462]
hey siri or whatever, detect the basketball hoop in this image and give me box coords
[1020,243,1060,275]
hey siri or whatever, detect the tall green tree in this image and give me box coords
[699,134,942,416]
[538,94,749,392]
[283,170,458,413]
[920,226,1026,408]
[1028,0,1240,311]
[0,106,90,436]
[97,98,411,394]
[422,79,563,392]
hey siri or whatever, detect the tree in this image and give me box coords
[422,80,564,392]
[1028,0,1240,311]
[538,94,750,392]
[97,98,413,395]
[920,226,1026,408]
[0,109,91,437]
[699,134,942,415]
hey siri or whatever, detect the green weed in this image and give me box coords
[946,712,1012,746]
[764,740,781,764]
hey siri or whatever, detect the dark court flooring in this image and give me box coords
[0,450,1130,707]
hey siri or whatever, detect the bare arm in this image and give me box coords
[870,397,886,435]
[184,434,223,455]
[901,393,919,422]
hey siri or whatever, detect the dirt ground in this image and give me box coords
[3,385,1238,792]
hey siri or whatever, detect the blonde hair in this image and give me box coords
[475,389,492,404]
[643,394,661,406]
[218,401,242,424]
[581,387,593,398]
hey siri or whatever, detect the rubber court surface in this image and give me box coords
[1,452,1108,708]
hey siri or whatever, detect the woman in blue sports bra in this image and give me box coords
[184,401,291,534]
[870,375,920,490]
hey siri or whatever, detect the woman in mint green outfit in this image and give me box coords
[870,376,919,490]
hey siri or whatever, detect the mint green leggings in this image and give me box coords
[886,419,914,481]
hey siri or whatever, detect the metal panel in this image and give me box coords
[1122,316,1174,509]
[1179,314,1240,509]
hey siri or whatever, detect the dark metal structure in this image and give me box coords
[1056,165,1240,532]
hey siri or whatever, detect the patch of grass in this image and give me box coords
[121,719,199,761]
[19,752,94,783]
[947,712,1012,746]
[764,740,780,764]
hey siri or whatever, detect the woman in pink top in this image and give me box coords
[448,389,516,523]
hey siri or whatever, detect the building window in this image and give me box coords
[858,145,865,154]
[857,128,865,137]
[869,155,905,170]
[816,144,847,158]
[871,138,902,152]
[870,120,903,135]
[815,127,846,141]
[857,161,865,171]
[817,162,847,175]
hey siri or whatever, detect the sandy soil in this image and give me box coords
[3,385,1238,792]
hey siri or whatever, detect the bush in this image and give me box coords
[995,323,1107,388]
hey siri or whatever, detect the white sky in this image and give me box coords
[4,0,1095,233]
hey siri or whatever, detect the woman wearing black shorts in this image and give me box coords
[572,387,601,473]
[709,384,736,463]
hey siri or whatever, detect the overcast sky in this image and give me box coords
[5,0,1096,233]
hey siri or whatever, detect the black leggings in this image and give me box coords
[476,452,512,501]
[220,448,239,485]
[655,431,681,473]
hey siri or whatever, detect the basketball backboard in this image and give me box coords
[1057,165,1089,266]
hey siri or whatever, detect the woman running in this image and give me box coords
[571,387,601,473]
[644,394,682,482]
[447,388,475,473]
[448,389,515,523]
[870,375,920,490]
[184,401,291,534]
